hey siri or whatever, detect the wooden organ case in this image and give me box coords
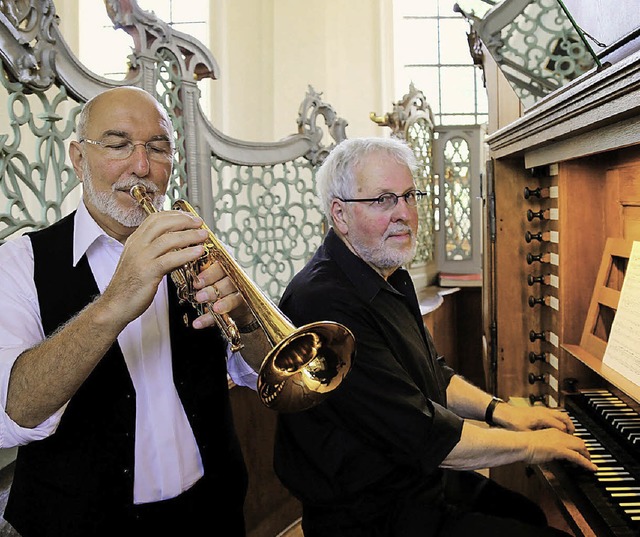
[485,47,640,537]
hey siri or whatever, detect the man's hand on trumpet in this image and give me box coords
[191,260,255,330]
[192,260,270,372]
[102,210,209,330]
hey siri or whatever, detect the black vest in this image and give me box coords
[4,212,247,536]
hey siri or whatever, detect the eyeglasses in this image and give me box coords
[338,189,425,211]
[80,137,174,162]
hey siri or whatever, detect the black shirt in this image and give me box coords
[275,228,463,519]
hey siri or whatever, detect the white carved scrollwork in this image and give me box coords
[297,86,348,166]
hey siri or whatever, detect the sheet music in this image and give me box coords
[603,241,640,386]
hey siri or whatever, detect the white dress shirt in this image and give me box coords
[0,201,258,503]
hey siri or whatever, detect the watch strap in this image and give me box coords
[484,396,504,426]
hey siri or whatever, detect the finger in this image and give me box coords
[128,224,209,266]
[191,298,250,330]
[563,448,598,472]
[153,228,209,256]
[138,210,204,239]
[193,261,227,290]
[195,280,227,304]
[156,244,206,276]
[557,412,575,434]
[192,308,217,330]
[206,290,245,314]
[534,408,573,433]
[544,409,574,434]
[574,438,591,460]
[544,414,571,433]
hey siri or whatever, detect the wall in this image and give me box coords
[54,0,395,144]
[208,0,395,142]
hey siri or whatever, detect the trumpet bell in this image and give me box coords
[131,184,355,412]
[258,321,355,412]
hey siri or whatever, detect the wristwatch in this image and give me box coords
[484,396,504,426]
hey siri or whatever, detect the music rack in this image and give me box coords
[563,238,640,404]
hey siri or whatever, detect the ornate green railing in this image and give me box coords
[370,83,436,267]
[0,1,347,302]
[472,0,600,108]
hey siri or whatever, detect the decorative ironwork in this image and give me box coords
[297,86,348,166]
[0,70,81,242]
[104,0,220,83]
[210,157,323,301]
[0,0,350,302]
[443,137,472,261]
[0,0,60,90]
[370,83,436,265]
[472,0,599,108]
[155,48,189,205]
[453,3,487,87]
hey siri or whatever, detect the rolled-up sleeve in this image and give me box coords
[0,237,65,447]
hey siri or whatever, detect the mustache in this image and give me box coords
[112,177,160,195]
[384,223,413,240]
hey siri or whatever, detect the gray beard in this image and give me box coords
[351,224,417,272]
[82,161,165,227]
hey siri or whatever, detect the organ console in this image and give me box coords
[542,389,640,536]
[525,230,544,242]
[528,274,544,285]
[528,273,560,288]
[483,37,640,537]
[529,329,547,342]
[527,251,559,266]
[527,208,548,221]
[529,393,547,405]
[527,252,551,264]
[528,295,546,307]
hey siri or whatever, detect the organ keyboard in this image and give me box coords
[541,389,640,537]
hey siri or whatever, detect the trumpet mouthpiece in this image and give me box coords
[130,184,147,197]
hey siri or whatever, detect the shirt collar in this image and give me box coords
[324,227,408,302]
[73,199,119,266]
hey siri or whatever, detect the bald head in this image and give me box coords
[69,86,175,240]
[76,86,173,141]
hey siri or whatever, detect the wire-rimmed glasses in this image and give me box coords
[80,136,174,163]
[338,189,425,211]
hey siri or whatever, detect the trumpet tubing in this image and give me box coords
[130,185,355,412]
[130,185,242,350]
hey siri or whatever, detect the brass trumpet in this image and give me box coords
[130,185,355,413]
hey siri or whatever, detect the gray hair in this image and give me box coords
[315,137,418,226]
[75,98,94,141]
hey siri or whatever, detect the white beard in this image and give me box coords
[351,223,417,272]
[82,161,165,227]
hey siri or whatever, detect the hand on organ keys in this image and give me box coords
[578,391,640,525]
